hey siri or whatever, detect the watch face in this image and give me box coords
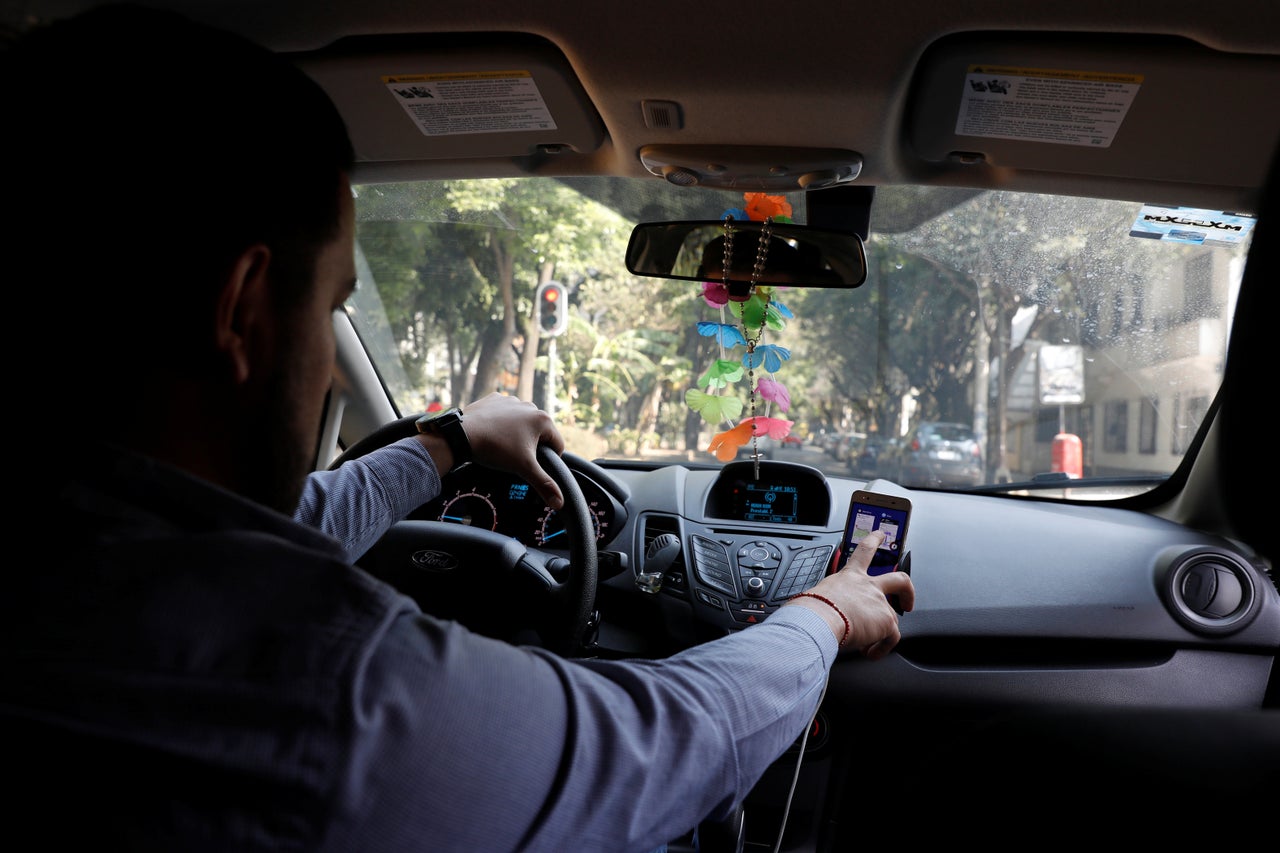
[434,408,462,427]
[416,408,470,465]
[417,408,459,433]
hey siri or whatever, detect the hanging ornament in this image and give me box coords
[684,192,797,479]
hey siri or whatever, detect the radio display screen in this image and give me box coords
[740,481,799,523]
[704,461,830,526]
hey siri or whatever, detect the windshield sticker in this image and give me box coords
[956,65,1141,148]
[383,71,557,137]
[1129,205,1257,246]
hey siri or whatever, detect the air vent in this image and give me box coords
[1160,547,1261,636]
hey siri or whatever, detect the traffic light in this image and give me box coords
[536,280,568,336]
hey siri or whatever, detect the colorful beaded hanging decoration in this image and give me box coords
[684,192,796,479]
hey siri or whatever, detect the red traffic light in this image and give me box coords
[537,281,568,336]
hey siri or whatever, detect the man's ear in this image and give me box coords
[214,244,273,384]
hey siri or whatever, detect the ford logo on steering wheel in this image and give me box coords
[411,550,460,572]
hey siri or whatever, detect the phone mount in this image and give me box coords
[891,551,911,615]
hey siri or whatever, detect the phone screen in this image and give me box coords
[837,493,910,576]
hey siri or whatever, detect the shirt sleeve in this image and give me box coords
[331,602,838,853]
[294,438,442,561]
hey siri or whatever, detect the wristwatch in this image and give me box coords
[415,406,472,469]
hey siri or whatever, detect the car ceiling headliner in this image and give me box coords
[7,0,1280,211]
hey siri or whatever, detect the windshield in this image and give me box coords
[347,177,1251,501]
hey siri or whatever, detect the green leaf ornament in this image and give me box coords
[698,359,745,389]
[685,388,744,424]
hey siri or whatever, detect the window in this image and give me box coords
[1104,400,1128,453]
[1172,393,1209,454]
[1035,407,1059,442]
[1110,289,1125,341]
[1184,254,1213,322]
[1171,393,1183,455]
[1187,395,1210,447]
[1139,396,1158,454]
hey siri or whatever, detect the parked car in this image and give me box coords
[888,421,985,488]
[7,0,1278,849]
[849,434,894,480]
[828,431,865,462]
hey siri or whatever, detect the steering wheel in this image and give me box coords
[329,414,598,657]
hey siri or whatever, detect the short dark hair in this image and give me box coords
[5,3,355,392]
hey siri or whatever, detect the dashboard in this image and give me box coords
[388,452,1279,831]
[406,454,1279,714]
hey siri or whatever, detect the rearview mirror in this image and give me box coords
[625,220,867,290]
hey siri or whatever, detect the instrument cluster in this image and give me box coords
[409,463,622,549]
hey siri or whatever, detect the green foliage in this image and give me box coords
[355,178,637,404]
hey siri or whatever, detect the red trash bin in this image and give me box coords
[1051,433,1082,478]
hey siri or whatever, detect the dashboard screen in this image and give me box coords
[739,481,799,523]
[704,461,830,526]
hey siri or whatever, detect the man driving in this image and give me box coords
[3,5,915,851]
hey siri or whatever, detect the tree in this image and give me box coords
[355,179,633,406]
[880,192,1157,477]
[791,243,976,439]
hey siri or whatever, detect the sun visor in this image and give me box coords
[905,32,1280,196]
[292,33,605,165]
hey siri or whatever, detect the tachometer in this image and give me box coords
[535,501,606,546]
[438,490,498,531]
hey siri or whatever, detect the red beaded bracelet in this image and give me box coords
[791,592,851,646]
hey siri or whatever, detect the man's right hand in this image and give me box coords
[423,393,566,509]
[784,530,916,659]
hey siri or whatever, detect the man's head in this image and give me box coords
[7,3,357,512]
[695,233,835,288]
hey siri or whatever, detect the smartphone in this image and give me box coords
[835,489,911,576]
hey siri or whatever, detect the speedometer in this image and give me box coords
[438,490,498,531]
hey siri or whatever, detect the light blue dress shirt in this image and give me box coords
[7,439,836,852]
